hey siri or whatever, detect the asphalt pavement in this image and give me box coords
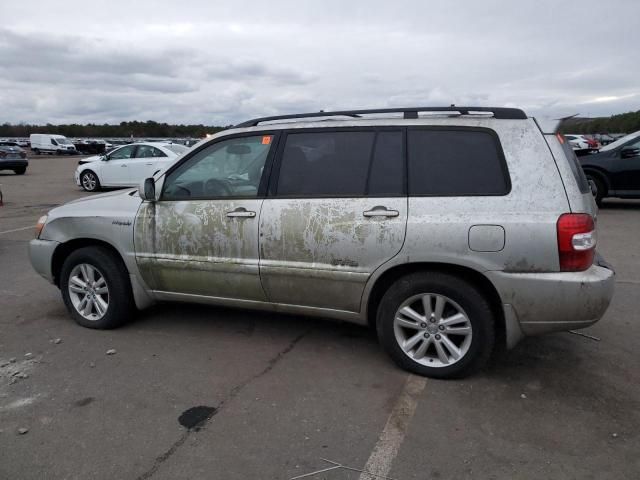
[1,155,638,479]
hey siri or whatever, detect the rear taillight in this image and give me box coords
[0,151,6,158]
[557,213,596,271]
[20,151,27,158]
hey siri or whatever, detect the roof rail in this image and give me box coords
[234,106,527,128]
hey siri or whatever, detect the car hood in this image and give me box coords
[78,155,101,165]
[578,149,615,164]
[65,188,138,206]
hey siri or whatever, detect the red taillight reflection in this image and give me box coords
[557,213,596,271]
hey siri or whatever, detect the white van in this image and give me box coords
[29,134,77,155]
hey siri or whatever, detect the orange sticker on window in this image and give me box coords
[262,135,272,145]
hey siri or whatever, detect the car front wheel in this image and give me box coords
[377,272,494,379]
[80,170,100,192]
[60,246,134,329]
[586,175,605,207]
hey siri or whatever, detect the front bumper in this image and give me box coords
[29,238,59,283]
[487,255,615,339]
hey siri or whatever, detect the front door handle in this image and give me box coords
[121,164,128,167]
[363,206,400,217]
[226,207,256,218]
[145,162,153,166]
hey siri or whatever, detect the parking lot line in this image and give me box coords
[0,225,33,235]
[358,374,427,480]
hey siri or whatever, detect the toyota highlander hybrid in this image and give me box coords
[29,107,615,378]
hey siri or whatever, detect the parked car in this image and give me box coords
[29,106,614,378]
[578,130,640,205]
[0,141,28,174]
[564,134,596,154]
[592,133,616,146]
[73,139,107,155]
[30,134,78,155]
[74,142,189,191]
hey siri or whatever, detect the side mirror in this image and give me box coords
[101,154,109,161]
[621,147,640,159]
[139,178,156,201]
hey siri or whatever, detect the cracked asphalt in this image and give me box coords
[1,155,639,479]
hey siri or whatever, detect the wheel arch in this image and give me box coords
[364,262,506,347]
[51,238,125,287]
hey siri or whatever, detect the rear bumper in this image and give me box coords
[29,238,59,283]
[487,255,615,343]
[0,159,28,169]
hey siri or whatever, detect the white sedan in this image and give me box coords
[75,142,189,192]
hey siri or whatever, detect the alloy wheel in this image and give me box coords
[393,293,473,367]
[82,172,97,191]
[68,263,109,321]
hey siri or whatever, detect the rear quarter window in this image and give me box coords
[407,129,510,196]
[556,135,591,194]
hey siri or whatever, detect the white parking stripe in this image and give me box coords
[0,225,33,235]
[359,374,427,480]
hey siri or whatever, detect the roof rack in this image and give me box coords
[234,106,527,127]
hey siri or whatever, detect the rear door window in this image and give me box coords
[407,129,510,196]
[275,130,404,197]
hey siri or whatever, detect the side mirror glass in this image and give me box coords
[621,147,640,159]
[139,177,156,201]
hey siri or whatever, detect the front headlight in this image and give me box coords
[35,215,48,238]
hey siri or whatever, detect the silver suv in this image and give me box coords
[29,107,615,378]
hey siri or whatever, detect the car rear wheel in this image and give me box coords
[60,246,134,329]
[80,170,100,192]
[14,167,26,175]
[377,272,494,379]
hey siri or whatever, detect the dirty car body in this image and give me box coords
[29,107,615,378]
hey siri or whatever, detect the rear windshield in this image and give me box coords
[555,135,590,194]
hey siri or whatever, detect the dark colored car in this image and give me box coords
[578,131,640,205]
[0,141,28,175]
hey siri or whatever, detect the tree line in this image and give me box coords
[560,109,640,134]
[0,120,228,138]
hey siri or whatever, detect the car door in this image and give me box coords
[259,128,408,312]
[127,145,167,184]
[101,145,137,185]
[134,133,278,301]
[611,138,640,192]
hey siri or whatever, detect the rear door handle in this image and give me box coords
[363,206,400,217]
[145,162,153,166]
[121,164,128,167]
[226,207,256,218]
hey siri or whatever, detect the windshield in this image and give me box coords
[600,130,640,151]
[55,137,73,145]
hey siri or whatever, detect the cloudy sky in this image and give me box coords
[1,0,638,125]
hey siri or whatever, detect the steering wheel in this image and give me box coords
[204,178,232,197]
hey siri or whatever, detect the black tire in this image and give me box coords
[376,272,495,379]
[586,174,605,207]
[33,149,40,155]
[14,167,26,175]
[80,170,100,192]
[60,246,134,329]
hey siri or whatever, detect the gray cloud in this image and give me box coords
[0,0,639,125]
